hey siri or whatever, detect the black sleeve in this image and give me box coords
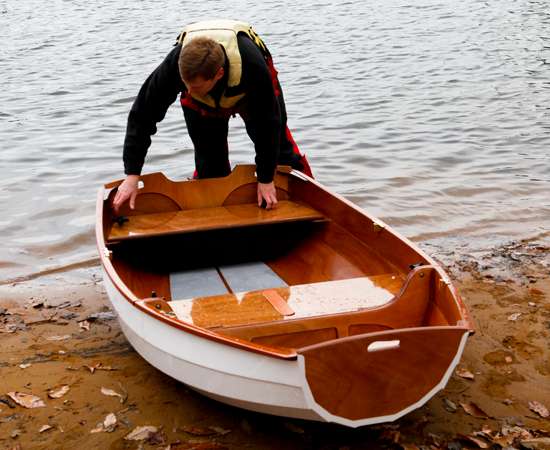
[123,45,185,175]
[238,35,281,184]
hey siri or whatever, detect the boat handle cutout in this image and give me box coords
[367,340,400,352]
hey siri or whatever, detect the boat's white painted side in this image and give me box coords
[102,269,323,421]
[103,268,469,427]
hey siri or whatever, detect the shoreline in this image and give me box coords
[0,240,549,450]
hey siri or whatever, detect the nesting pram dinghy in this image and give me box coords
[96,165,473,427]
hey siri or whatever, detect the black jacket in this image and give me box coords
[122,34,281,183]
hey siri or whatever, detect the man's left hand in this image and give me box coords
[257,181,278,210]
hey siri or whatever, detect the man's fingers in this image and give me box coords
[257,181,277,209]
[265,193,277,210]
[257,188,263,207]
[129,191,137,210]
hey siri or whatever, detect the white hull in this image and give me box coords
[103,269,468,427]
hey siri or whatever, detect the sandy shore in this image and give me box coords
[0,239,549,450]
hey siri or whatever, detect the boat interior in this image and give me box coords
[104,200,466,350]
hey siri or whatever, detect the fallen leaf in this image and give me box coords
[85,363,100,373]
[125,425,158,441]
[100,387,125,403]
[493,425,533,447]
[46,334,71,341]
[48,385,70,399]
[7,392,46,409]
[39,424,53,433]
[520,437,550,448]
[456,368,475,380]
[459,434,490,448]
[443,398,457,413]
[90,413,117,433]
[508,312,522,321]
[79,320,90,331]
[86,311,116,322]
[460,402,490,418]
[528,400,549,418]
[103,413,117,432]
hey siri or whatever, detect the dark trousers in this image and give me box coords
[182,89,303,179]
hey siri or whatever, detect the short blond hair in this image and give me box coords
[179,37,224,81]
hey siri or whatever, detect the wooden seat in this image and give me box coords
[107,200,323,242]
[167,274,404,329]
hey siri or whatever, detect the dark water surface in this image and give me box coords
[1,0,549,281]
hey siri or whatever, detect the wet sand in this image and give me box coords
[0,240,549,450]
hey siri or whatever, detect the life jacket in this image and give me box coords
[177,20,271,115]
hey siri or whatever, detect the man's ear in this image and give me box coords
[214,67,224,81]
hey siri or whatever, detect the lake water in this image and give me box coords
[1,0,549,282]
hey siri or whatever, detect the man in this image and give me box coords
[113,19,312,213]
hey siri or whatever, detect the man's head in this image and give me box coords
[179,37,225,97]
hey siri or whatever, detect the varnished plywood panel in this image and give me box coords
[217,266,432,343]
[169,274,403,329]
[112,258,171,300]
[108,201,322,242]
[300,327,468,420]
[252,327,337,348]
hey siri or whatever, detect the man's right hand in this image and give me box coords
[112,175,139,214]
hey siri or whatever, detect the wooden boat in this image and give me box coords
[96,165,473,427]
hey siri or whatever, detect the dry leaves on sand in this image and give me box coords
[443,398,458,413]
[6,392,46,409]
[528,400,549,418]
[455,367,475,380]
[460,402,490,418]
[46,334,71,341]
[48,385,70,399]
[100,386,126,403]
[459,434,490,449]
[84,362,115,373]
[90,413,117,433]
[125,425,158,441]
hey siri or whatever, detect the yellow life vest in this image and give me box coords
[177,20,269,110]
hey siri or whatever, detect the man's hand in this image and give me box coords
[112,175,139,214]
[257,181,278,210]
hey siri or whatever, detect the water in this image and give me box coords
[1,0,549,282]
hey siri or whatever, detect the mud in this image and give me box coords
[0,239,549,450]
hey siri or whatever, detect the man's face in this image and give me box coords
[183,67,224,97]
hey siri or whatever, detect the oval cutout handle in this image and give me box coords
[367,340,400,352]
